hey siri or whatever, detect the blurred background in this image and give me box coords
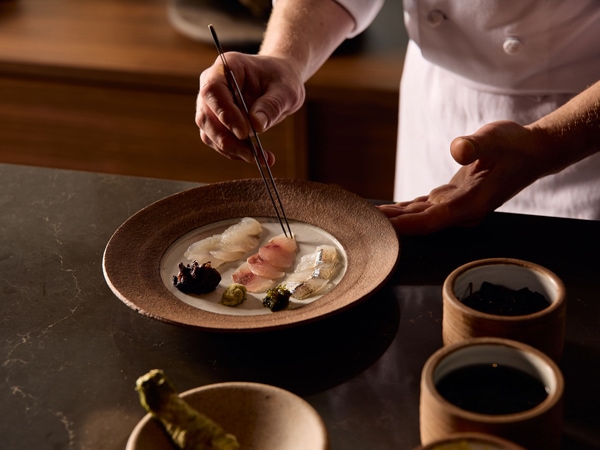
[0,0,407,200]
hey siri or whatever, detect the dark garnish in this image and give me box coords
[262,285,291,312]
[173,261,221,294]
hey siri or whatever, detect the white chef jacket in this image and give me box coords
[336,0,600,219]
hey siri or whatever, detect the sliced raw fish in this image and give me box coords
[184,235,225,267]
[295,245,339,272]
[284,269,331,298]
[220,217,262,252]
[210,248,246,262]
[223,217,262,237]
[247,253,286,279]
[311,262,339,280]
[258,234,298,269]
[220,234,260,253]
[184,217,263,267]
[184,235,220,258]
[288,277,331,300]
[232,263,277,293]
[285,270,312,282]
[282,244,342,300]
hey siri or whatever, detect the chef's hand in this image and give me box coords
[378,120,550,235]
[195,52,305,165]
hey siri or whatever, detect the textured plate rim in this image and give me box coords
[102,178,400,332]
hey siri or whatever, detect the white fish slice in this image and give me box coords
[184,217,263,267]
[184,235,226,267]
[288,278,331,300]
[210,248,246,262]
[282,244,341,300]
[220,217,262,252]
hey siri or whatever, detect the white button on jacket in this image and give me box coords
[502,37,523,55]
[402,0,600,94]
[426,9,445,27]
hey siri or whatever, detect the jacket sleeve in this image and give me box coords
[271,0,384,38]
[333,0,384,37]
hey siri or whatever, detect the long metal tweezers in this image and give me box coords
[208,24,293,239]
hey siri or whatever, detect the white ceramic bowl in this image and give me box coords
[442,258,566,362]
[420,338,564,450]
[127,381,328,450]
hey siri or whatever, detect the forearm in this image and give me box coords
[259,0,355,82]
[528,80,600,175]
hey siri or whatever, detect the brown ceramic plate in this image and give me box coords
[102,179,399,331]
[126,381,328,450]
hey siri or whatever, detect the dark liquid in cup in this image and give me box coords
[461,281,550,316]
[436,363,549,415]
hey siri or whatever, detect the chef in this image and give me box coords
[196,0,600,234]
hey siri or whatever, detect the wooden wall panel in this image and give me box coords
[0,76,306,183]
[0,0,405,199]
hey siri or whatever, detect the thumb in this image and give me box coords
[250,110,269,134]
[450,136,479,165]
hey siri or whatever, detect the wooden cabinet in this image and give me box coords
[0,0,405,200]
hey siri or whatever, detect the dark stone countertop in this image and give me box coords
[1,163,599,449]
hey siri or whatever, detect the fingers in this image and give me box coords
[195,60,256,162]
[377,184,487,236]
[195,54,298,166]
[250,111,269,134]
[198,128,245,162]
[451,120,527,166]
[384,120,535,236]
[199,80,248,140]
[451,121,506,166]
[378,202,454,235]
[378,196,449,235]
[450,137,478,165]
[378,196,431,215]
[379,202,485,235]
[248,82,304,133]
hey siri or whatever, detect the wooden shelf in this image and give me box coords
[0,0,405,199]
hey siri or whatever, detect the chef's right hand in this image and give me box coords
[195,52,306,165]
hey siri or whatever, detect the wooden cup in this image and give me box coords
[420,338,564,450]
[442,258,566,362]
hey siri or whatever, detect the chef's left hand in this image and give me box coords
[378,120,550,235]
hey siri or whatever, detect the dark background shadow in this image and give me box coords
[112,284,400,396]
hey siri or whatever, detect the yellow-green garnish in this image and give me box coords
[220,284,247,307]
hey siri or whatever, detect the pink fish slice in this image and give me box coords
[258,234,298,269]
[247,253,286,279]
[232,263,277,293]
